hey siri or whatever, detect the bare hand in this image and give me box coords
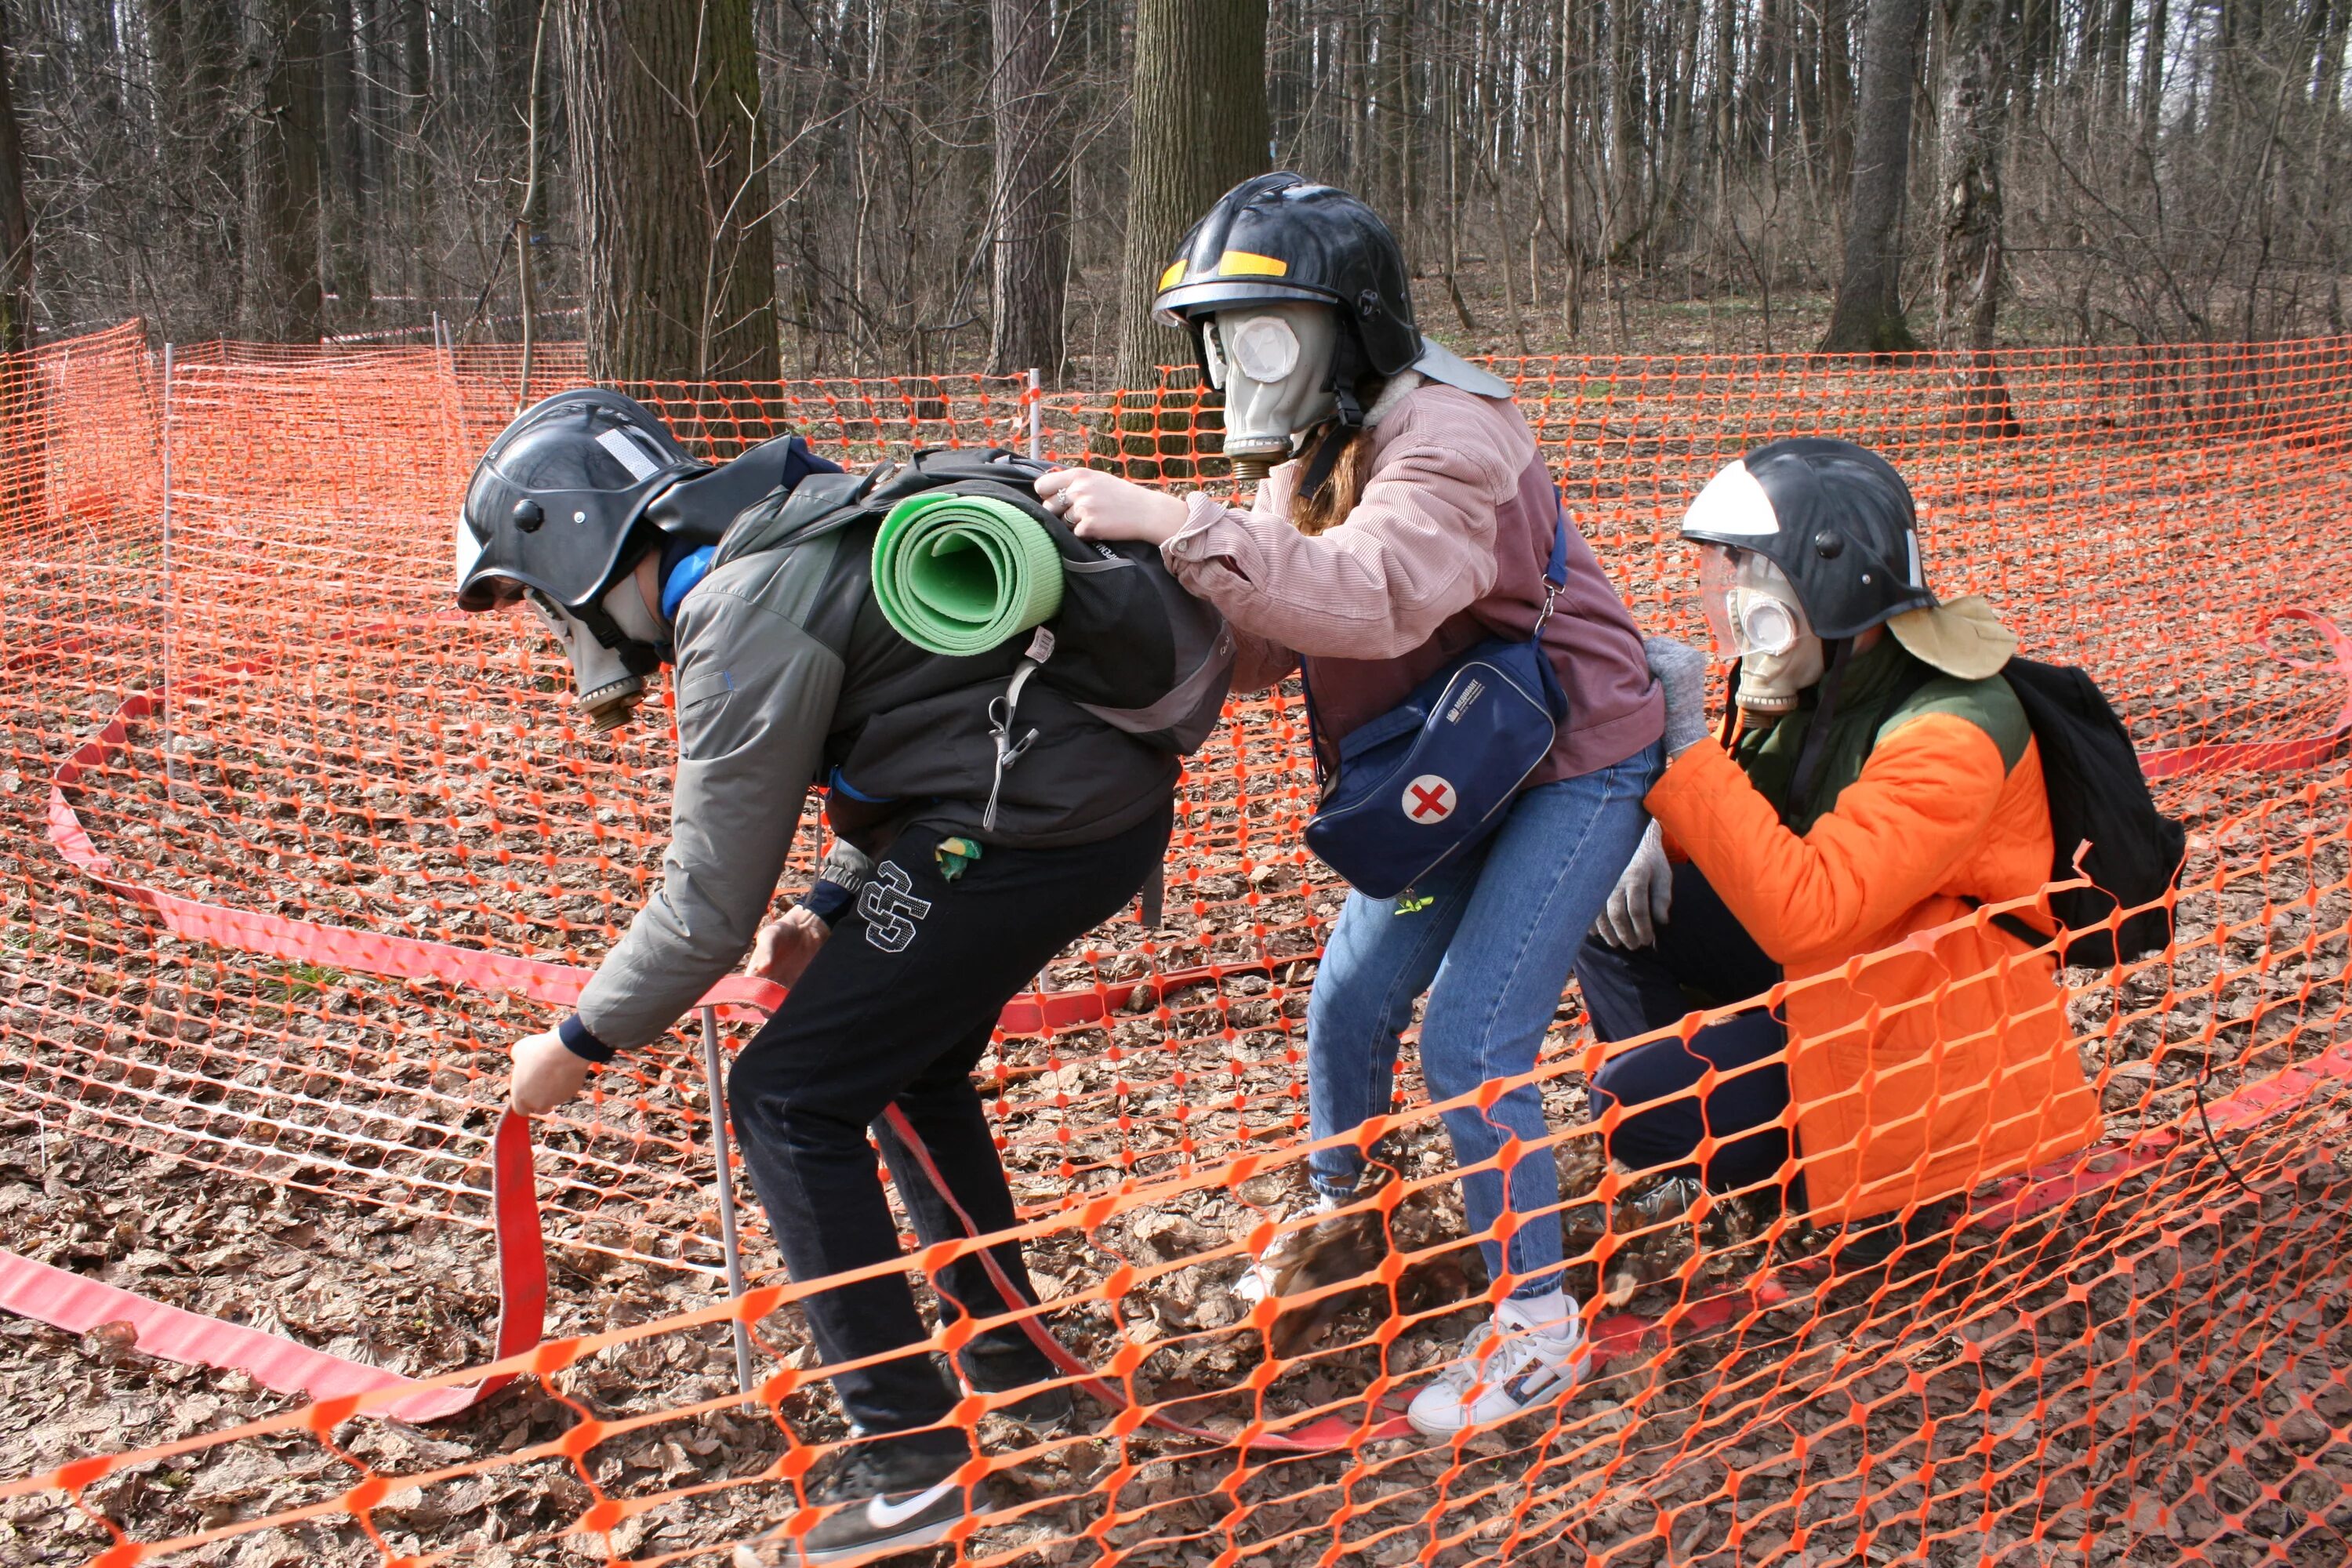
[510,1029,593,1116]
[1034,466,1189,547]
[746,905,830,988]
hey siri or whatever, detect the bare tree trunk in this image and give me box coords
[2138,0,2172,141]
[1822,0,1857,201]
[0,0,31,355]
[148,0,245,335]
[0,0,36,524]
[249,0,327,340]
[1936,0,2023,432]
[1606,0,1643,259]
[399,0,431,312]
[559,0,779,383]
[1112,0,1269,390]
[2312,0,2348,122]
[516,0,551,401]
[1820,0,1929,352]
[322,0,372,328]
[987,0,1070,380]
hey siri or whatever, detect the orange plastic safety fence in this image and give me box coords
[0,325,2348,1565]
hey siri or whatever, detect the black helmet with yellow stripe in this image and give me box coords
[1152,172,1511,424]
[1153,172,1421,377]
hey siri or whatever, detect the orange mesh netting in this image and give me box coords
[0,325,2349,1563]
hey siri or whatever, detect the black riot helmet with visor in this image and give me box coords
[1154,172,1422,402]
[456,389,706,615]
[455,387,839,731]
[1678,435,2020,816]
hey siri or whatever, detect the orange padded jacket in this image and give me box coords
[1643,694,2103,1218]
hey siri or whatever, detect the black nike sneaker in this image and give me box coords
[956,1332,1076,1432]
[787,1438,993,1566]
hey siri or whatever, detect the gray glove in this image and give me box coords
[1592,818,1672,949]
[1645,635,1711,760]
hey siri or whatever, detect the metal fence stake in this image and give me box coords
[700,1005,757,1396]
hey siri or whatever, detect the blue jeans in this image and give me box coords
[1305,742,1661,1298]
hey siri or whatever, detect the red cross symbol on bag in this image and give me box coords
[1403,774,1456,822]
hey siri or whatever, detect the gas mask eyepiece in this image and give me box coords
[1699,546,1825,715]
[1204,303,1339,482]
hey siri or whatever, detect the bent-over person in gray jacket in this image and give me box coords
[455,391,1179,1564]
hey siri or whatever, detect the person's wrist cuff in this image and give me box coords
[800,878,855,929]
[1162,492,1235,564]
[557,1014,616,1064]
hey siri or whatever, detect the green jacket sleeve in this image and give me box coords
[573,579,844,1051]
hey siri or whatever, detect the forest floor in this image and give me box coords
[0,723,2345,1565]
[0,429,2346,1563]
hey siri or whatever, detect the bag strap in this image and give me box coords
[1532,497,1570,637]
[713,467,875,566]
[1298,496,1572,784]
[1296,655,1331,788]
[1781,637,1854,824]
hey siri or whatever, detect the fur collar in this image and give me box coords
[1363,369,1425,429]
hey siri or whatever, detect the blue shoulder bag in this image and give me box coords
[1300,505,1573,900]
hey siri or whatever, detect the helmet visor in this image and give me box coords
[1698,544,1812,659]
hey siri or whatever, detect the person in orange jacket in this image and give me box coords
[1575,438,2103,1244]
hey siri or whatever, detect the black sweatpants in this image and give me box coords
[728,804,1171,1451]
[1571,860,1798,1194]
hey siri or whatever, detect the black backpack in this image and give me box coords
[717,447,1236,755]
[1991,659,2187,967]
[1874,655,2187,967]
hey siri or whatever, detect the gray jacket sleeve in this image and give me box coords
[572,582,844,1051]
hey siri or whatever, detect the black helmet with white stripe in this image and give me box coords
[455,389,706,614]
[1679,437,1936,640]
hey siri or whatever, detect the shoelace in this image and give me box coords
[1434,1316,1577,1396]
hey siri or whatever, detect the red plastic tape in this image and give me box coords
[0,1109,543,1421]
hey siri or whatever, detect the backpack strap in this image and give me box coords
[1869,658,1941,743]
[713,469,875,565]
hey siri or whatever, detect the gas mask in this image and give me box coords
[1204,303,1339,482]
[1700,546,1825,716]
[524,562,668,732]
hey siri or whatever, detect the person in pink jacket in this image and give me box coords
[1039,174,1664,1436]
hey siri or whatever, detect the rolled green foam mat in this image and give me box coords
[871,492,1065,656]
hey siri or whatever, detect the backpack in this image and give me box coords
[1873,655,2187,967]
[717,447,1236,755]
[1993,659,2187,966]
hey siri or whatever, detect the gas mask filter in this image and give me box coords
[526,564,669,732]
[1204,303,1339,482]
[1699,546,1824,715]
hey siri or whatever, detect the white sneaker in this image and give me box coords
[1406,1298,1589,1437]
[1233,1192,1341,1305]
